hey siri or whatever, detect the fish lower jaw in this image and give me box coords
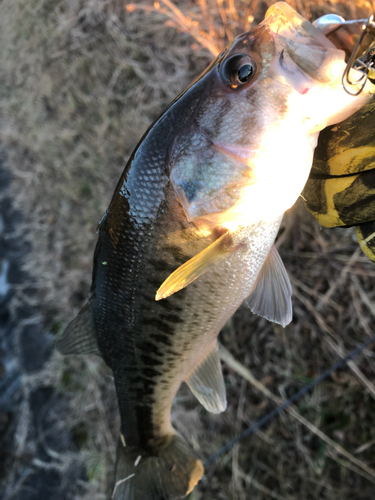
[302,78,374,134]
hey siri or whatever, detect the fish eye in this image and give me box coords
[222,54,256,89]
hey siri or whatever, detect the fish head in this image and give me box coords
[170,2,374,230]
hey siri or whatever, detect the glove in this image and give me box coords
[303,98,375,262]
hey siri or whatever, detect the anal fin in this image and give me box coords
[56,302,101,356]
[185,342,227,414]
[245,245,293,327]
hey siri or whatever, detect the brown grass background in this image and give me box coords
[1,0,375,499]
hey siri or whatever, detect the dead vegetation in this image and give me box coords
[1,0,375,499]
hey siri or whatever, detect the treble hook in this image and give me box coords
[342,15,375,96]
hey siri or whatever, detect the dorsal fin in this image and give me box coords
[185,342,227,414]
[245,245,293,327]
[56,302,101,356]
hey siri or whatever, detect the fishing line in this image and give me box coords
[204,333,375,466]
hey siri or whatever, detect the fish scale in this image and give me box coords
[96,175,281,446]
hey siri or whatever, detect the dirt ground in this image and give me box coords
[1,1,375,499]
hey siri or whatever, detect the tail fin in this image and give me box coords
[112,434,204,500]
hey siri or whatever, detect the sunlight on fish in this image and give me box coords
[157,2,374,301]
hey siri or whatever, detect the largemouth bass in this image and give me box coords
[57,3,374,499]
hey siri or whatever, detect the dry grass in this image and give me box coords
[1,0,375,499]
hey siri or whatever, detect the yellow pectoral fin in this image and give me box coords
[155,232,239,301]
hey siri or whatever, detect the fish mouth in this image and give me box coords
[263,2,345,85]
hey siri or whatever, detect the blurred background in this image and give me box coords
[0,1,375,499]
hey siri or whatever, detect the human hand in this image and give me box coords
[303,99,375,262]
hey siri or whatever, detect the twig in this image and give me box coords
[160,0,220,55]
[125,1,220,55]
[324,336,375,401]
[219,344,375,484]
[291,276,341,313]
[112,474,135,499]
[216,0,233,41]
[231,378,246,495]
[294,286,375,400]
[317,248,361,311]
[293,289,340,340]
[356,281,375,318]
[350,283,373,337]
[325,448,375,484]
[355,438,375,455]
[238,469,287,500]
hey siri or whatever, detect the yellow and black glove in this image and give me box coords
[303,98,375,262]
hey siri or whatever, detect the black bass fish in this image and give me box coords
[57,3,374,499]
